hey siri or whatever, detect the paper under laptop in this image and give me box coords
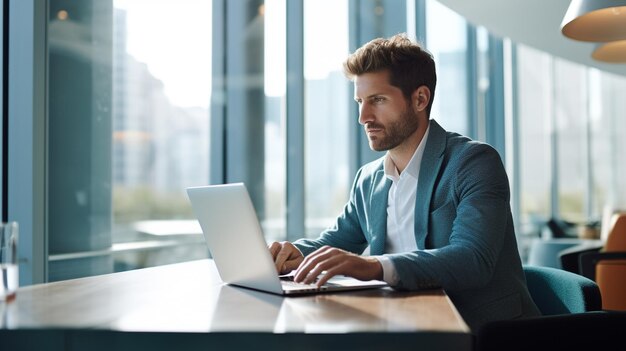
[186,183,387,296]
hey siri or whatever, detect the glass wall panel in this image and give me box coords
[303,0,350,237]
[515,42,626,241]
[611,77,626,213]
[48,0,113,280]
[475,27,490,141]
[425,0,468,135]
[589,69,609,219]
[516,45,552,236]
[112,0,212,270]
[592,71,626,218]
[262,0,287,241]
[47,0,212,280]
[554,59,587,223]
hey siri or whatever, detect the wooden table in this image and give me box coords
[0,259,472,350]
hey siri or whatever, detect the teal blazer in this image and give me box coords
[295,119,540,332]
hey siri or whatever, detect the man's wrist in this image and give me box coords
[373,255,399,285]
[366,256,384,281]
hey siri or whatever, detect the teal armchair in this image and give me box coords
[523,265,601,314]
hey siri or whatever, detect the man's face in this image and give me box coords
[354,70,420,152]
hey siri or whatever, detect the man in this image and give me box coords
[269,33,540,332]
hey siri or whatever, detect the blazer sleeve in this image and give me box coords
[388,144,512,291]
[293,168,370,256]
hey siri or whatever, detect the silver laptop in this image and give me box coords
[186,183,387,295]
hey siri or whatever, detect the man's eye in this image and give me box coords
[373,97,385,103]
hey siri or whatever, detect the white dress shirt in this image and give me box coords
[375,126,430,285]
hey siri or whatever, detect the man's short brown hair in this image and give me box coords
[343,33,437,116]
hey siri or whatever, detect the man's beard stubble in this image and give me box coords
[367,106,420,152]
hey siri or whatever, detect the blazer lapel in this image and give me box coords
[369,169,392,255]
[414,120,446,249]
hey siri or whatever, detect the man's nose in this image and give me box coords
[358,103,374,126]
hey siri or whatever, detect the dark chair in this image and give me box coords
[559,243,602,273]
[476,311,626,351]
[475,265,603,351]
[579,251,626,311]
[544,217,577,238]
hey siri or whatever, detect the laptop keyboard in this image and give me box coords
[281,280,321,288]
[279,276,340,291]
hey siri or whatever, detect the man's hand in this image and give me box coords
[293,246,383,287]
[268,241,304,274]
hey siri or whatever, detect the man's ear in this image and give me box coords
[412,86,431,113]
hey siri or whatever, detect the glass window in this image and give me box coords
[554,59,587,223]
[610,77,626,211]
[263,0,287,242]
[589,69,608,218]
[426,0,469,135]
[515,43,626,238]
[112,0,212,265]
[47,0,212,280]
[516,45,552,235]
[591,70,626,217]
[303,0,350,237]
[475,26,493,143]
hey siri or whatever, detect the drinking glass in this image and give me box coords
[0,222,18,302]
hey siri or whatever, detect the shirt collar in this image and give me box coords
[384,124,431,181]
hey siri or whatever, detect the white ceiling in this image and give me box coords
[437,0,626,76]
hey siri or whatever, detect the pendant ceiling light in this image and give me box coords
[561,0,626,42]
[592,41,626,62]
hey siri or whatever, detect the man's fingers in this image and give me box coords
[268,242,281,259]
[281,258,302,273]
[295,247,341,283]
[315,263,346,287]
[271,242,304,274]
[293,247,379,286]
[294,249,323,281]
[274,247,290,273]
[295,246,332,276]
[275,244,377,284]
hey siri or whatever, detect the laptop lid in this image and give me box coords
[187,183,284,294]
[186,183,387,295]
